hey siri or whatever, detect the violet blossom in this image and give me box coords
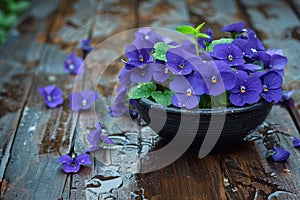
[69,90,98,112]
[86,122,114,152]
[197,61,236,96]
[80,39,94,53]
[293,136,300,147]
[260,71,283,103]
[266,145,290,162]
[212,43,245,66]
[221,22,246,33]
[64,52,84,74]
[166,47,200,75]
[169,74,205,109]
[57,153,92,173]
[130,63,154,83]
[125,38,154,68]
[38,85,64,108]
[230,70,262,106]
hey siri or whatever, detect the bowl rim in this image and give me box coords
[136,98,273,115]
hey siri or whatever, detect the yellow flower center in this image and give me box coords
[139,55,144,62]
[211,75,217,83]
[186,89,192,96]
[179,64,184,69]
[47,95,52,101]
[82,99,87,106]
[240,86,246,93]
[141,71,145,76]
[164,68,169,74]
[263,85,268,92]
[228,55,233,61]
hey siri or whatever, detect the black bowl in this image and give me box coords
[135,98,273,153]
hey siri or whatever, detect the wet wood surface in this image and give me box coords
[0,0,300,199]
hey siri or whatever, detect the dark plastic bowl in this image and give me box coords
[135,98,273,153]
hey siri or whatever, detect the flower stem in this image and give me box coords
[194,34,199,56]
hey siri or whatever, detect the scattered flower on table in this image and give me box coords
[278,90,295,109]
[293,136,300,147]
[57,153,92,173]
[86,122,114,152]
[80,39,94,53]
[38,85,64,108]
[266,145,290,162]
[69,90,98,112]
[64,52,85,74]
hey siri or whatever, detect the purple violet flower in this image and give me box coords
[125,38,154,68]
[166,47,200,75]
[197,61,236,96]
[38,85,64,108]
[293,136,300,147]
[152,61,171,83]
[130,63,154,83]
[64,52,84,74]
[230,70,262,106]
[260,71,283,103]
[277,90,296,109]
[134,27,163,45]
[198,28,213,48]
[87,122,114,152]
[57,153,92,173]
[221,22,246,33]
[257,51,287,72]
[212,43,245,66]
[169,74,205,109]
[119,68,131,84]
[80,39,94,53]
[69,90,99,112]
[267,145,290,162]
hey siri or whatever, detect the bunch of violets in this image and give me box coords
[111,22,288,115]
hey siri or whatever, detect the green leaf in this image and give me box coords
[253,61,264,69]
[8,1,30,14]
[151,90,173,106]
[195,22,206,33]
[206,38,233,52]
[199,94,211,108]
[266,149,276,161]
[196,33,210,39]
[128,82,156,99]
[176,25,195,35]
[153,42,172,62]
[2,14,17,28]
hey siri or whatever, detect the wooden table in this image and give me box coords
[0,0,300,199]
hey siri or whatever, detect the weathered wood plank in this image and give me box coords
[0,60,34,183]
[139,0,191,28]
